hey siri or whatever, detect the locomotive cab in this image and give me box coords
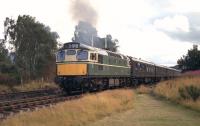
[56,44,98,63]
[56,42,100,76]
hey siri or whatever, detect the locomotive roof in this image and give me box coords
[129,57,180,72]
[130,57,155,66]
[63,42,129,60]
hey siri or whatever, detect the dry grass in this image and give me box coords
[0,81,58,94]
[136,85,152,94]
[0,89,135,126]
[154,76,200,111]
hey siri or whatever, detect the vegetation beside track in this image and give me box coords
[135,76,200,112]
[0,89,135,126]
[88,94,200,126]
[0,81,58,94]
[136,85,153,94]
[154,76,200,111]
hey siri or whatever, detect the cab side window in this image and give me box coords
[90,53,97,60]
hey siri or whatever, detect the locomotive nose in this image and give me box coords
[57,63,87,76]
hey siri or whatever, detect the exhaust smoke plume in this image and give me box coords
[70,0,119,52]
[70,0,98,26]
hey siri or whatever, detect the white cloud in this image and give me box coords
[153,15,190,32]
[118,26,192,66]
[166,0,200,13]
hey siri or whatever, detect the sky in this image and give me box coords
[0,0,200,66]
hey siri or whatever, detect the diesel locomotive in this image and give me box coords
[55,42,180,93]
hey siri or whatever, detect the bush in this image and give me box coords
[0,62,20,84]
[179,88,189,100]
[179,85,200,101]
[0,73,20,85]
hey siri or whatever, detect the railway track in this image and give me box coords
[0,89,82,120]
[0,88,61,101]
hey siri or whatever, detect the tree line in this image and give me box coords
[0,15,59,84]
[177,45,200,71]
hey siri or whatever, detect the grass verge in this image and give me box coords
[136,85,152,94]
[0,89,135,126]
[153,76,200,111]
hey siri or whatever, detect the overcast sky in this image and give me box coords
[0,0,200,66]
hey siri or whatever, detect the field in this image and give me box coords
[0,89,135,126]
[154,76,200,111]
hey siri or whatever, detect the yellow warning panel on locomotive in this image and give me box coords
[57,64,87,76]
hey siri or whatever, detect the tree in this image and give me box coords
[4,15,59,82]
[177,45,200,71]
[0,39,8,62]
[0,39,18,84]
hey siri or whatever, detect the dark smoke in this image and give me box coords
[69,0,118,52]
[73,21,99,47]
[70,0,98,26]
[72,21,118,52]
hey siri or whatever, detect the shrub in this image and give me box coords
[179,85,200,101]
[179,88,189,100]
[154,76,200,111]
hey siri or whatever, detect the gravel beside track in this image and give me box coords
[0,88,61,101]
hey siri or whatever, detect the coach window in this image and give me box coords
[137,63,140,68]
[135,63,138,70]
[90,53,97,61]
